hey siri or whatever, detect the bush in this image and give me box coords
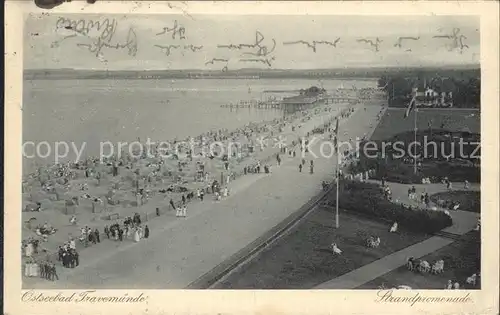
[356,130,481,184]
[372,163,424,184]
[325,181,453,234]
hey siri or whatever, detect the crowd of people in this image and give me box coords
[104,213,150,242]
[24,259,59,281]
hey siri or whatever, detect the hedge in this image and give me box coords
[350,131,481,184]
[324,181,453,234]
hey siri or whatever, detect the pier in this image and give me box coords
[281,94,359,113]
[322,95,359,104]
[220,95,360,113]
[220,101,283,110]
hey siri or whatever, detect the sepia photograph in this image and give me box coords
[19,12,484,290]
[3,2,499,315]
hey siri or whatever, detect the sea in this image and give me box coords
[22,78,377,173]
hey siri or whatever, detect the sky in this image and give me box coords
[24,14,480,70]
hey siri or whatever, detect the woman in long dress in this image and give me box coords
[24,261,31,277]
[133,228,140,242]
[25,242,34,258]
[32,261,39,277]
[69,239,76,250]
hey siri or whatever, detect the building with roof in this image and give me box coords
[281,95,319,114]
[412,83,454,108]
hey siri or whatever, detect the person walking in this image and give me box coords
[144,225,150,239]
[40,262,46,279]
[51,263,59,281]
[45,262,52,280]
[90,230,96,244]
[94,228,100,243]
[62,252,69,268]
[133,228,140,242]
[104,225,110,239]
[68,251,75,268]
[299,163,303,172]
[57,246,63,262]
[73,250,79,267]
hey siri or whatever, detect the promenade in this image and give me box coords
[24,102,384,289]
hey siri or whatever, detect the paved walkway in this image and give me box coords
[315,179,480,289]
[24,102,384,289]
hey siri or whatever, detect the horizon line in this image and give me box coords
[25,64,481,72]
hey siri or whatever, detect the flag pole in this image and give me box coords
[335,156,339,228]
[414,104,418,174]
[335,128,340,229]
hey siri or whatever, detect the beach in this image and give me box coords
[21,78,380,288]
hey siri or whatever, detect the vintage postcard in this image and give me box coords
[4,1,499,315]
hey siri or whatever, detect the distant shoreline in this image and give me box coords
[23,76,379,81]
[23,65,480,81]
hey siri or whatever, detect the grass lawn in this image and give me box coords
[430,190,480,213]
[214,207,430,289]
[358,231,481,290]
[370,108,480,141]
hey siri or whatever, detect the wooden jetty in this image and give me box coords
[220,94,359,112]
[220,100,283,110]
